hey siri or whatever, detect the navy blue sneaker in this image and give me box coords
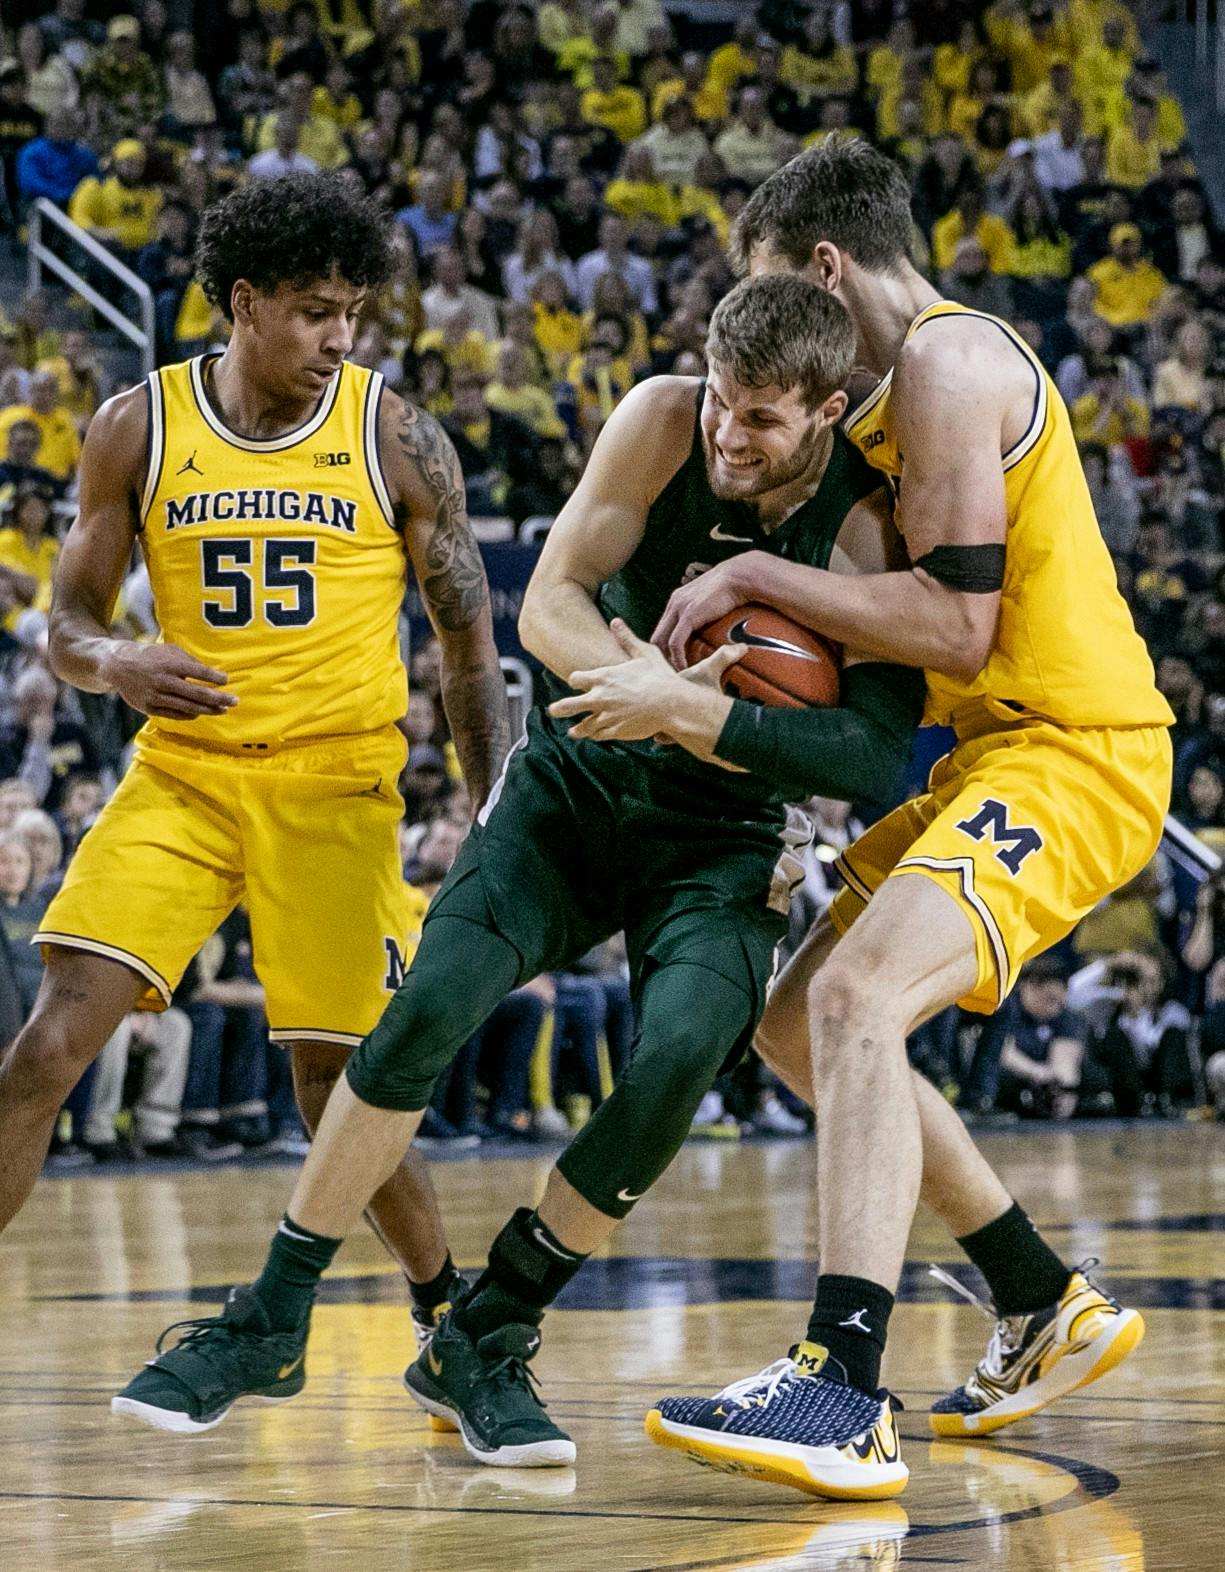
[646,1342,908,1499]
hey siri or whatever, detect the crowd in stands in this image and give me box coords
[1,0,1225,1162]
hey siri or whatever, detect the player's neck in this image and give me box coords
[841,264,941,377]
[205,344,321,441]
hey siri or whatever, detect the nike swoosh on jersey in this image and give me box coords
[709,522,755,543]
[728,617,823,662]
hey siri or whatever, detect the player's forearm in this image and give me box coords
[519,577,629,684]
[437,626,512,810]
[730,556,995,683]
[47,601,127,694]
[712,663,926,804]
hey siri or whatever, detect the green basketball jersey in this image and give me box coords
[598,381,882,640]
[544,380,884,808]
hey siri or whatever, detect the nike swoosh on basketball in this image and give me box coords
[278,1353,305,1380]
[709,522,755,544]
[617,1187,643,1203]
[729,617,823,662]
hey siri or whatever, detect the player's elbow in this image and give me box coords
[936,597,998,684]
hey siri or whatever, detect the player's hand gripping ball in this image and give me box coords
[686,603,841,709]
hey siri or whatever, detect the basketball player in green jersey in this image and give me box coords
[114,276,927,1462]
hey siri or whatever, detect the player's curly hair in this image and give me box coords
[195,173,394,319]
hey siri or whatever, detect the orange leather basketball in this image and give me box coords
[686,602,841,709]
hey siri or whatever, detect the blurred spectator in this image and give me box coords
[162,32,217,138]
[54,771,101,858]
[486,343,567,439]
[0,480,58,632]
[247,113,319,179]
[0,666,98,813]
[713,85,789,185]
[13,21,79,122]
[398,170,459,260]
[581,55,646,145]
[1085,222,1167,328]
[575,211,657,312]
[16,106,98,209]
[503,208,576,305]
[940,236,1014,317]
[0,369,81,484]
[633,95,708,188]
[0,828,42,1019]
[1080,440,1141,553]
[1149,184,1222,285]
[965,955,1087,1119]
[932,178,1016,273]
[82,1007,192,1158]
[0,420,60,503]
[67,138,162,260]
[1153,319,1212,414]
[84,14,162,129]
[137,200,196,356]
[0,60,43,226]
[255,74,347,171]
[1087,952,1196,1115]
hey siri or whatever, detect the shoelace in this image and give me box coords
[481,1352,548,1409]
[154,1310,245,1357]
[929,1258,1108,1378]
[713,1357,800,1409]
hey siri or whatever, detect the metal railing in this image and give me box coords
[499,655,534,741]
[26,198,155,377]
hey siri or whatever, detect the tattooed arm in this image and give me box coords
[379,390,510,810]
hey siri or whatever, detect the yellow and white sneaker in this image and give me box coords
[929,1260,1145,1437]
[645,1343,909,1500]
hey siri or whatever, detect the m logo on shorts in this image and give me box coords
[383,937,408,990]
[955,798,1044,876]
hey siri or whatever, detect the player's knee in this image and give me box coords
[632,1017,727,1101]
[347,981,462,1108]
[1,1013,98,1106]
[807,963,895,1070]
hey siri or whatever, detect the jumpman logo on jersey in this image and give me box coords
[839,1309,873,1334]
[177,450,203,477]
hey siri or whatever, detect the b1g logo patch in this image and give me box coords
[955,798,1043,876]
[314,450,351,466]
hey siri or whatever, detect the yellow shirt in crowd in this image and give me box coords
[67,175,163,251]
[0,403,81,480]
[1085,255,1168,325]
[0,527,59,630]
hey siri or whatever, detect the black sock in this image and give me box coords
[409,1253,460,1312]
[455,1208,588,1342]
[805,1274,894,1396]
[251,1214,342,1332]
[957,1202,1071,1315]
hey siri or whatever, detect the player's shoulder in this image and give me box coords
[608,374,702,449]
[82,382,149,482]
[894,306,1035,415]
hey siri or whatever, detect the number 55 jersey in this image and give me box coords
[140,354,407,748]
[35,357,414,1043]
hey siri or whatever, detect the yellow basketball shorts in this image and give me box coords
[828,719,1172,1014]
[36,725,412,1046]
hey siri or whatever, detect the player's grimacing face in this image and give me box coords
[701,368,825,501]
[255,278,366,398]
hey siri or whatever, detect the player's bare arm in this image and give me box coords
[49,388,236,719]
[381,390,510,808]
[654,322,1024,682]
[554,486,925,801]
[519,377,700,682]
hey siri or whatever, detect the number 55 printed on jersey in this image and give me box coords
[201,538,317,628]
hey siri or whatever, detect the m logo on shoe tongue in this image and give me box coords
[793,1341,829,1375]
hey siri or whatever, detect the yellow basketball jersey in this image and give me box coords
[139,355,408,747]
[845,301,1173,732]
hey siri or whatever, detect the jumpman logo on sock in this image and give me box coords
[839,1308,873,1334]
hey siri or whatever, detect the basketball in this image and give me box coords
[686,602,842,709]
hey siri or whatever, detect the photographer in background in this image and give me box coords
[965,955,1088,1120]
[1088,952,1197,1117]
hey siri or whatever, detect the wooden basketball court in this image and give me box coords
[1,1122,1220,1570]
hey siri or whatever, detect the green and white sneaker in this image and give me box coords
[111,1286,308,1434]
[404,1310,575,1467]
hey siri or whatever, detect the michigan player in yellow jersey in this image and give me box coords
[0,176,508,1340]
[606,140,1170,1498]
